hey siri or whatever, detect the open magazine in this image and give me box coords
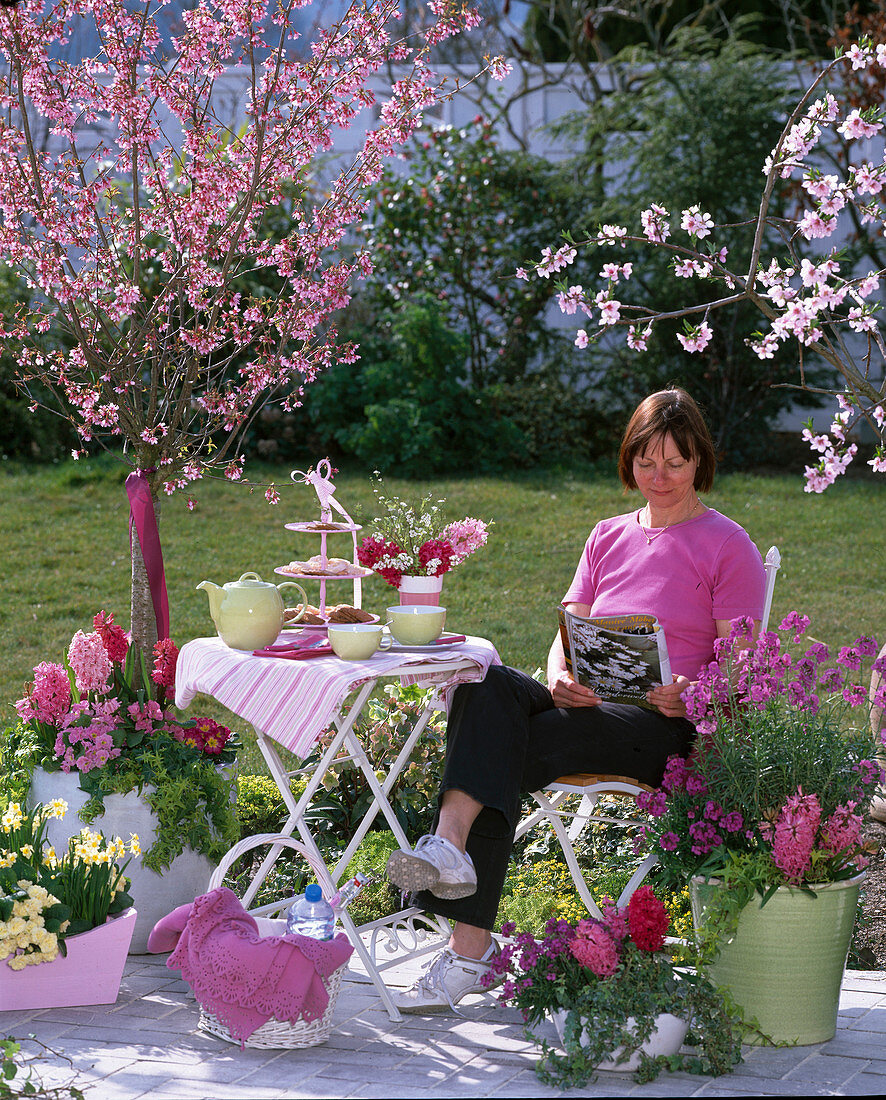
[557,607,672,709]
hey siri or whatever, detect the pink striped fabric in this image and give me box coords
[175,635,501,758]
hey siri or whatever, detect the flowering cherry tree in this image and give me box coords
[0,0,505,652]
[519,40,886,492]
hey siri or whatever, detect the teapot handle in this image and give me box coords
[238,571,263,583]
[277,581,309,621]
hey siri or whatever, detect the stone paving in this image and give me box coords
[3,951,886,1099]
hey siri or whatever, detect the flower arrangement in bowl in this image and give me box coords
[637,613,884,1042]
[3,611,239,872]
[356,473,490,588]
[488,886,741,1088]
[1,798,138,970]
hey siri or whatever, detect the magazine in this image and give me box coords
[557,607,672,708]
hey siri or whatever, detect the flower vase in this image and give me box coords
[550,1010,688,1071]
[29,768,216,954]
[0,907,136,1011]
[398,575,443,606]
[690,873,864,1044]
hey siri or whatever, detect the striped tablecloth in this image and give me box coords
[175,635,501,759]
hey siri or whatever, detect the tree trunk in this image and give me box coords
[130,496,160,671]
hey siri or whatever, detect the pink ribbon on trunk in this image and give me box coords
[125,469,170,641]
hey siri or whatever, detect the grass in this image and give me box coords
[1,452,884,774]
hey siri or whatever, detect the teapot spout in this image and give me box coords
[197,580,223,622]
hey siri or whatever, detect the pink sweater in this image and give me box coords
[562,509,766,681]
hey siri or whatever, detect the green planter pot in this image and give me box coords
[690,874,864,1045]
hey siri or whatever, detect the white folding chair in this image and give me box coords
[513,546,782,920]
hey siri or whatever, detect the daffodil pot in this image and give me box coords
[550,1009,688,1071]
[29,768,216,954]
[0,907,136,1011]
[397,575,443,606]
[690,873,864,1044]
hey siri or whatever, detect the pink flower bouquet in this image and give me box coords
[357,475,490,588]
[487,887,740,1087]
[639,614,884,896]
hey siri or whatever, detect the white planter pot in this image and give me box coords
[550,1009,688,1072]
[397,574,443,606]
[29,768,216,954]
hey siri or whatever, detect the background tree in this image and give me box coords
[0,0,500,654]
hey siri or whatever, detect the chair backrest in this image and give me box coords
[761,546,781,632]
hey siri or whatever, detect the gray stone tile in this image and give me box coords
[844,1071,886,1094]
[783,1052,876,1084]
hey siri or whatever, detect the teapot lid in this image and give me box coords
[230,571,271,587]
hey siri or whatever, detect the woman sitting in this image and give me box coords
[386,387,766,1011]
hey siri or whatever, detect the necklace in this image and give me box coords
[638,499,704,545]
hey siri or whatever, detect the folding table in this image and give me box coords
[175,633,499,1020]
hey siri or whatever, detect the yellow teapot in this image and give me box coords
[197,571,308,651]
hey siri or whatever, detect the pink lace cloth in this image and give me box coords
[165,887,353,1042]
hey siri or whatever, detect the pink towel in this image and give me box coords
[165,887,353,1042]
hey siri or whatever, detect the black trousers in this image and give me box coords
[415,664,695,930]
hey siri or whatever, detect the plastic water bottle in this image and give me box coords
[286,883,335,940]
[331,871,368,911]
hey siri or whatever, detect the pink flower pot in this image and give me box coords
[0,908,136,1011]
[398,575,443,606]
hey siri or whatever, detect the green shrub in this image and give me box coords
[236,774,307,840]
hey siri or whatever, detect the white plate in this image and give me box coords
[279,613,380,634]
[275,564,373,580]
[386,632,465,652]
[284,521,362,533]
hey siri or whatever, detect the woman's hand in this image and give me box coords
[646,675,690,718]
[549,670,601,709]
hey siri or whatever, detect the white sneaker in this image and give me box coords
[386,834,477,900]
[395,946,499,1013]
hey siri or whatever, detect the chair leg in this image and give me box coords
[566,793,598,842]
[529,789,605,920]
[616,852,659,907]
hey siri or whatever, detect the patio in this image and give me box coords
[4,948,886,1098]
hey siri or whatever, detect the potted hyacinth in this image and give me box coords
[357,474,490,603]
[488,886,741,1088]
[2,612,240,951]
[638,613,884,1044]
[1,798,138,1008]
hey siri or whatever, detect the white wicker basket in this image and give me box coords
[196,832,345,1049]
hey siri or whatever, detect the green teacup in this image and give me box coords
[328,624,392,661]
[386,605,447,646]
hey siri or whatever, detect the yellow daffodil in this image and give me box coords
[47,799,68,819]
[129,834,141,855]
[20,844,34,859]
[1,803,23,832]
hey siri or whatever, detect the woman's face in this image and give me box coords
[632,433,698,509]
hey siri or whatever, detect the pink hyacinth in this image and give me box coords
[772,791,821,880]
[569,922,620,978]
[16,661,72,726]
[67,630,112,694]
[821,803,863,855]
[441,518,489,563]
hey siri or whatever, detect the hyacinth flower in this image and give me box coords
[639,613,883,896]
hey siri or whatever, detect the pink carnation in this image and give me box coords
[569,921,620,977]
[67,630,112,694]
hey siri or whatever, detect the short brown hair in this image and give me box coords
[617,388,716,492]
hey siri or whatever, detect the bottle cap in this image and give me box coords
[305,883,323,902]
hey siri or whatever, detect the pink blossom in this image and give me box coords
[574,329,589,349]
[442,518,489,562]
[680,205,714,238]
[626,324,651,351]
[640,204,670,243]
[676,321,713,353]
[837,109,882,140]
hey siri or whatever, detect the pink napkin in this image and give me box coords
[164,887,353,1042]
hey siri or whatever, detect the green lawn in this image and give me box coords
[1,455,883,773]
